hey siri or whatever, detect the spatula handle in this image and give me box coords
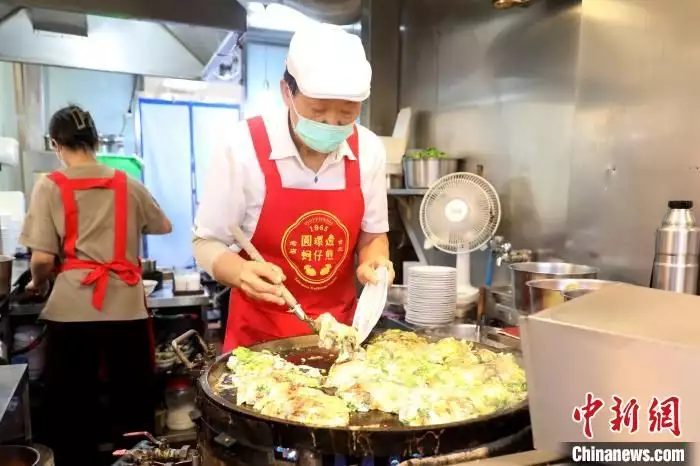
[229,225,299,308]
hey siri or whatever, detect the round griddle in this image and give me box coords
[195,332,531,457]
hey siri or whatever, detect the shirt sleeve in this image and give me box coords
[193,142,245,247]
[132,181,170,235]
[360,137,390,234]
[19,176,61,255]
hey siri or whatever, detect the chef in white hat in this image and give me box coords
[193,23,394,351]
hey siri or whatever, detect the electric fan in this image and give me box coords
[419,172,502,306]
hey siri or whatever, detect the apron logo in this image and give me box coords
[281,210,350,289]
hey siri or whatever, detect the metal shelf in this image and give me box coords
[387,188,427,196]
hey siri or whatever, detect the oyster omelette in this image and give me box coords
[215,329,527,428]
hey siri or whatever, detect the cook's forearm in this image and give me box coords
[30,259,54,286]
[192,235,245,288]
[357,232,389,264]
[212,251,247,288]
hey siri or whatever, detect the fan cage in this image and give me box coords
[419,173,502,254]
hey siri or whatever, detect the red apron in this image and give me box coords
[47,170,142,311]
[222,116,365,351]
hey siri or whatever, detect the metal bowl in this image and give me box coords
[510,262,598,312]
[563,288,596,301]
[403,158,462,188]
[525,278,617,312]
[0,445,40,466]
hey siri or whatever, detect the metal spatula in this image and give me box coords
[229,225,316,332]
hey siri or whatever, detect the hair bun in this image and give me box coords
[49,105,100,151]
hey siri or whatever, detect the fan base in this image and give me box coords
[457,286,479,306]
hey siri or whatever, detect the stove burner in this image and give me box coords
[275,449,404,466]
[200,426,532,466]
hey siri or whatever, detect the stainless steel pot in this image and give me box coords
[43,135,53,151]
[563,288,595,301]
[141,258,157,274]
[0,445,40,466]
[526,278,617,312]
[403,158,462,188]
[510,262,598,312]
[97,134,124,154]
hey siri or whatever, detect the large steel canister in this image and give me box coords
[651,200,700,294]
[510,262,598,312]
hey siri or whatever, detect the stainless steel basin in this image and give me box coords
[526,278,618,312]
[510,262,598,312]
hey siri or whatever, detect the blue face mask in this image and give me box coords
[290,102,354,154]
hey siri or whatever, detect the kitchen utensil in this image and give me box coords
[97,134,125,154]
[405,266,457,326]
[0,445,39,466]
[651,200,700,294]
[563,288,595,300]
[476,286,487,342]
[43,134,53,151]
[141,259,163,291]
[141,258,157,274]
[172,330,529,458]
[526,278,618,312]
[510,262,598,313]
[229,225,315,331]
[403,158,462,188]
[143,279,158,296]
[419,172,502,307]
[352,266,389,343]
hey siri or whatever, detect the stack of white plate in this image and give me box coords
[406,266,457,326]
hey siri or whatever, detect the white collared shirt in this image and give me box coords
[194,110,389,251]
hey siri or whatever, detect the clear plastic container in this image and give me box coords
[165,377,195,431]
[173,268,201,292]
[12,326,44,381]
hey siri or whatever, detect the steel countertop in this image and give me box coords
[146,281,210,308]
[9,259,210,315]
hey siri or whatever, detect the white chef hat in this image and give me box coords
[286,24,372,102]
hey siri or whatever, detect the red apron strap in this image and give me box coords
[47,171,79,258]
[111,171,128,261]
[344,126,361,188]
[247,116,282,190]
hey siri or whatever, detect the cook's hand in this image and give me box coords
[238,261,287,306]
[357,256,395,286]
[26,280,49,297]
